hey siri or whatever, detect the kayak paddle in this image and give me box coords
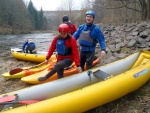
[9,61,46,75]
[0,96,16,103]
[9,68,24,75]
[0,100,40,105]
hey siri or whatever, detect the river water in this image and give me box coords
[0,33,54,56]
[0,33,55,93]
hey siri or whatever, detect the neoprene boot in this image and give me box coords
[38,69,56,82]
[38,76,48,81]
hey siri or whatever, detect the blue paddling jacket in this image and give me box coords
[22,40,36,53]
[73,24,106,51]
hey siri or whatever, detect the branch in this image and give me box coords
[91,2,128,9]
[89,0,127,9]
[120,0,141,12]
[89,0,141,12]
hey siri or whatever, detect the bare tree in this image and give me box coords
[57,0,77,23]
[93,0,106,23]
[0,0,32,31]
[48,0,86,28]
[88,0,147,23]
[76,0,93,26]
[139,0,150,20]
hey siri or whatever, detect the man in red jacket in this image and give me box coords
[62,15,77,35]
[38,24,82,82]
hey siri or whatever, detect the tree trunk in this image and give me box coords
[140,0,147,20]
[140,0,150,20]
[147,0,150,19]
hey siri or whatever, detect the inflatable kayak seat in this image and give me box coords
[93,69,111,80]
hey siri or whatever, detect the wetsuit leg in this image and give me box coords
[80,51,86,71]
[25,47,29,53]
[29,46,35,54]
[38,59,72,81]
[57,68,64,79]
[57,59,72,78]
[86,51,95,70]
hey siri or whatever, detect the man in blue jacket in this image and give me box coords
[22,39,36,54]
[73,10,106,71]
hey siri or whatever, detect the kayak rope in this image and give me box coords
[88,71,92,85]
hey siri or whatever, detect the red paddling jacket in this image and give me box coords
[46,35,80,67]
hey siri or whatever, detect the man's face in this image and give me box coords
[85,15,94,24]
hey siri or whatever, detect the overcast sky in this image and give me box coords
[23,0,82,11]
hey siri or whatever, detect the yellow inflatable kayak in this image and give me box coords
[11,47,56,63]
[1,50,150,112]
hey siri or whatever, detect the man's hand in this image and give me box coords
[100,50,106,59]
[45,59,49,64]
[77,66,82,73]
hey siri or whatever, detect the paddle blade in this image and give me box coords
[0,96,15,103]
[9,68,23,75]
[9,62,46,75]
[18,100,39,104]
[0,100,40,105]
